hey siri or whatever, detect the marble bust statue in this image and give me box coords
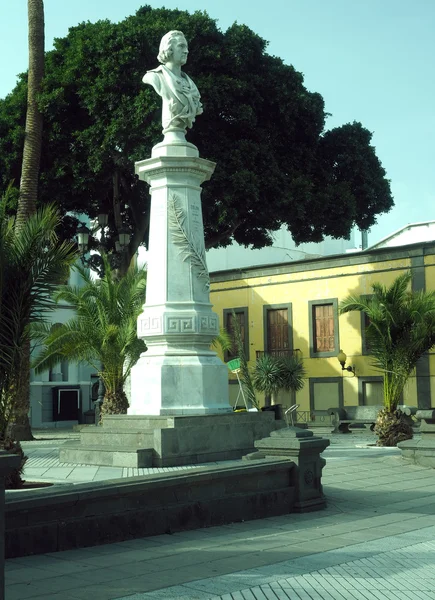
[143,30,203,134]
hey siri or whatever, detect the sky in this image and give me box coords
[0,0,434,246]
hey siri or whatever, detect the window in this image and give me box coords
[223,307,249,362]
[309,299,339,358]
[360,295,372,355]
[262,304,293,357]
[49,323,69,381]
[309,377,344,415]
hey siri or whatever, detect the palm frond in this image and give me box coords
[168,193,210,289]
[32,251,146,404]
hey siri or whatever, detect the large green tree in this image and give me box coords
[0,5,393,273]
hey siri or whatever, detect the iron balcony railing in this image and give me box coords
[255,349,301,359]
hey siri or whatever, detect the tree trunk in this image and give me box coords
[13,0,45,441]
[16,0,45,229]
[100,388,129,416]
[6,341,34,441]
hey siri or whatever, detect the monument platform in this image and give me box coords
[60,411,285,468]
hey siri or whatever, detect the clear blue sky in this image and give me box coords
[1,0,434,246]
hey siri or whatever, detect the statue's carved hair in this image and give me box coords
[157,30,186,64]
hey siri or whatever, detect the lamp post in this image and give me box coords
[337,349,356,376]
[75,215,130,264]
[76,222,90,255]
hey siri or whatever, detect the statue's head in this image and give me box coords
[157,30,187,65]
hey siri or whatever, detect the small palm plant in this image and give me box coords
[280,354,307,396]
[252,353,306,407]
[340,272,435,446]
[32,253,147,417]
[251,354,284,407]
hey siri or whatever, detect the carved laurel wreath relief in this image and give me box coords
[168,192,210,290]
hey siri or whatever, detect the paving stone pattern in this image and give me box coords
[7,427,435,600]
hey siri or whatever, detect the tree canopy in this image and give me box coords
[0,5,394,268]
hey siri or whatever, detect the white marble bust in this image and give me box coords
[143,31,203,134]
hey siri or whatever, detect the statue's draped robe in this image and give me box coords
[143,64,203,131]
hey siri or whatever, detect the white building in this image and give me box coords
[29,216,96,429]
[366,221,435,250]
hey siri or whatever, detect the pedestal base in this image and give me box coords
[129,352,230,415]
[60,412,285,468]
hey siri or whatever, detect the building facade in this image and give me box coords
[29,260,96,429]
[210,241,435,420]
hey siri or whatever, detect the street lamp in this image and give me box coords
[118,227,130,249]
[76,217,129,265]
[337,349,356,376]
[97,213,109,228]
[76,222,90,255]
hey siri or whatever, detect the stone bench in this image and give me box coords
[327,405,417,434]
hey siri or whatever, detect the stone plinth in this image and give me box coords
[130,139,229,416]
[399,409,435,467]
[60,412,286,468]
[243,427,330,512]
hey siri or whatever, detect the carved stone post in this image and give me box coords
[244,427,330,512]
[129,137,230,415]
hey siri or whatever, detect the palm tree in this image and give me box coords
[11,0,45,440]
[0,195,77,443]
[339,272,435,445]
[32,253,147,417]
[16,0,44,228]
[211,327,233,355]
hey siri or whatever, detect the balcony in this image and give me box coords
[255,349,301,359]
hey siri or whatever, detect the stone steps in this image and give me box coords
[79,428,154,447]
[60,412,284,468]
[59,442,154,468]
[101,412,275,431]
[101,415,175,431]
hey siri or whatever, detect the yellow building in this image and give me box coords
[210,241,435,421]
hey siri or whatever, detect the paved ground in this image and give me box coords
[6,427,435,600]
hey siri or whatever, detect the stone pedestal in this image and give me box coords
[60,412,285,468]
[129,136,230,416]
[399,409,435,467]
[244,427,330,512]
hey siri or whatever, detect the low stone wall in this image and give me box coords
[399,409,435,467]
[6,460,296,558]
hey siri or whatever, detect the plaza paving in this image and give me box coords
[6,427,435,600]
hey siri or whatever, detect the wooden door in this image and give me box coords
[267,309,289,356]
